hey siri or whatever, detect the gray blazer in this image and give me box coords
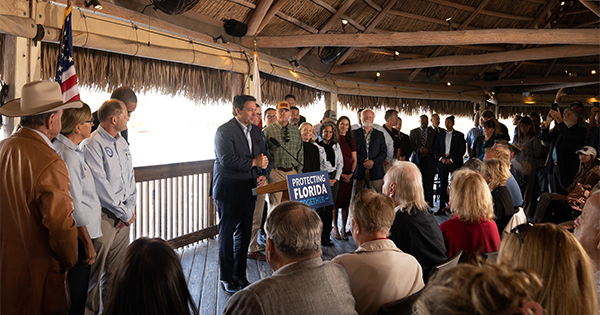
[223,257,358,315]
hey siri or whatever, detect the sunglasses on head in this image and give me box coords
[511,222,533,246]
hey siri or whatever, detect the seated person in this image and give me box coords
[103,238,199,315]
[481,159,514,233]
[416,263,544,315]
[332,190,424,315]
[534,146,599,223]
[224,201,358,315]
[440,169,500,262]
[383,161,447,279]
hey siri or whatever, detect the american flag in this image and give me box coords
[55,4,80,103]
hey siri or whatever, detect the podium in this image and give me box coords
[252,180,290,202]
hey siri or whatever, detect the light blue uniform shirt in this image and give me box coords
[54,134,103,239]
[82,125,136,222]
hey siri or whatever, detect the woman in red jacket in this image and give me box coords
[440,169,500,262]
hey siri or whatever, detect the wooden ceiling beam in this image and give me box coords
[296,0,355,61]
[331,75,478,92]
[525,81,599,92]
[225,0,256,9]
[244,29,600,48]
[331,45,599,73]
[423,0,534,21]
[256,0,288,34]
[524,61,600,67]
[247,0,274,36]
[544,59,558,77]
[580,0,600,17]
[470,75,600,86]
[363,0,382,11]
[388,10,475,29]
[310,0,366,31]
[274,12,319,34]
[408,0,490,81]
[452,45,506,52]
[357,47,427,58]
[335,0,398,66]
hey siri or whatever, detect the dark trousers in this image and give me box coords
[419,156,435,205]
[69,239,91,315]
[316,181,339,242]
[216,199,254,282]
[437,164,457,208]
[549,165,567,195]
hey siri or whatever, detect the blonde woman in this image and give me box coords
[384,161,447,278]
[439,169,500,262]
[53,103,103,315]
[498,223,598,315]
[416,263,544,315]
[481,159,514,233]
[299,122,320,173]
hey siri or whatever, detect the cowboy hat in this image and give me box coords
[0,81,82,117]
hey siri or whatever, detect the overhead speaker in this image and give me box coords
[484,72,499,81]
[319,47,349,65]
[224,19,248,37]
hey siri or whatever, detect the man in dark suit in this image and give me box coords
[353,109,387,193]
[410,115,438,206]
[212,95,269,294]
[541,107,587,195]
[433,116,466,211]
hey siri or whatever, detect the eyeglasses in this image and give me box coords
[84,120,94,124]
[283,126,290,142]
[511,222,533,246]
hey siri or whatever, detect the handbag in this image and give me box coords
[43,271,71,315]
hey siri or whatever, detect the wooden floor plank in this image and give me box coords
[179,245,195,280]
[188,241,209,308]
[199,239,219,315]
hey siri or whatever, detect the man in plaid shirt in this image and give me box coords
[263,101,304,209]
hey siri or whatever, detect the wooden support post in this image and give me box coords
[324,92,338,113]
[2,35,37,137]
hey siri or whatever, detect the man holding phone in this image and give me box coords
[541,106,587,195]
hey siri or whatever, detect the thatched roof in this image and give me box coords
[338,94,474,116]
[2,0,599,117]
[41,42,232,104]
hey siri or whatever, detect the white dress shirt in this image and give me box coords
[81,125,137,222]
[54,134,103,238]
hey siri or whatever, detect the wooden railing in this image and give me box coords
[130,159,218,248]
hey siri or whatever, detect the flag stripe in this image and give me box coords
[55,5,80,103]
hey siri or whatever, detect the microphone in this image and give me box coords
[269,137,304,167]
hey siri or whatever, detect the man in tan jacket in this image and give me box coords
[0,81,80,314]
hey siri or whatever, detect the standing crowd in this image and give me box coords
[2,81,600,315]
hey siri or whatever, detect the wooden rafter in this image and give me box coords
[423,0,534,21]
[310,0,366,31]
[334,0,398,66]
[247,0,274,36]
[408,0,490,81]
[256,0,288,34]
[331,74,478,92]
[544,59,558,77]
[387,9,476,29]
[330,45,599,73]
[580,0,600,17]
[243,29,600,48]
[274,11,319,33]
[469,75,600,86]
[526,81,599,92]
[477,0,560,78]
[296,0,355,61]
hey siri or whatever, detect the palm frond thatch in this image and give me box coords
[41,42,231,104]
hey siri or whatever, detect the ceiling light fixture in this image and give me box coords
[375,72,381,82]
[341,19,348,33]
[85,0,102,10]
[446,17,453,31]
[446,82,451,86]
[592,70,597,75]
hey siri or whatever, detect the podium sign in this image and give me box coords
[286,171,334,209]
